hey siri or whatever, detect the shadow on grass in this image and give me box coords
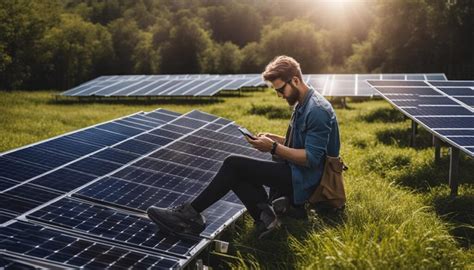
[431,191,474,248]
[212,210,345,269]
[48,96,225,106]
[361,107,406,123]
[389,155,474,248]
[375,127,434,149]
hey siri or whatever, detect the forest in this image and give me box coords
[0,0,472,90]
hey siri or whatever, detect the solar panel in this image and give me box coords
[1,107,273,266]
[1,221,182,268]
[62,73,447,98]
[27,197,207,259]
[367,80,474,157]
[367,80,474,196]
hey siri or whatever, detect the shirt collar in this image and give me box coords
[295,87,314,114]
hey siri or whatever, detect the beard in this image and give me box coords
[286,85,300,106]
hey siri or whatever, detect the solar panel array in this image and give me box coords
[61,73,447,98]
[62,74,265,97]
[0,108,271,268]
[304,73,447,97]
[366,80,474,157]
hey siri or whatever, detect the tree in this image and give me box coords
[37,14,113,89]
[108,18,141,74]
[0,0,61,89]
[160,15,214,73]
[259,19,329,73]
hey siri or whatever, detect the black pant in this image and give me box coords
[191,155,293,221]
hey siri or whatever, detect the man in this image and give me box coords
[147,55,340,238]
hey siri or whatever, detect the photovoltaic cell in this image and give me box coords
[3,147,77,169]
[113,139,162,155]
[29,168,97,193]
[0,157,50,183]
[0,221,181,269]
[172,117,208,129]
[401,106,473,116]
[0,257,37,269]
[75,176,194,211]
[66,128,129,147]
[65,157,124,177]
[0,177,18,192]
[0,194,41,215]
[35,137,102,158]
[95,122,144,137]
[111,166,206,194]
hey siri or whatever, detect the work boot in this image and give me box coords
[255,203,280,239]
[272,196,290,216]
[147,203,206,235]
[272,196,307,220]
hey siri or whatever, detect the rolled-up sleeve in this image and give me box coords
[304,109,332,168]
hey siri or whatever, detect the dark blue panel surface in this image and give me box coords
[150,148,222,172]
[435,130,474,136]
[131,158,215,182]
[402,106,472,116]
[375,87,440,95]
[146,111,179,122]
[30,168,97,193]
[94,122,144,137]
[90,148,140,165]
[391,97,458,107]
[437,87,474,96]
[67,128,129,147]
[4,147,77,169]
[36,137,102,158]
[0,176,17,191]
[160,124,194,135]
[166,141,230,161]
[454,97,474,106]
[367,80,428,87]
[447,136,474,147]
[113,139,161,155]
[0,157,50,183]
[417,117,474,129]
[172,117,208,129]
[186,110,219,122]
[75,177,194,211]
[149,128,183,139]
[65,157,123,177]
[112,166,206,194]
[429,81,474,87]
[0,257,37,269]
[135,134,173,146]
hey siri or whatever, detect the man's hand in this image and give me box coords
[245,135,274,152]
[257,132,285,144]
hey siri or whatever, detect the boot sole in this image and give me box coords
[258,219,281,239]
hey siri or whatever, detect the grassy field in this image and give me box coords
[1,90,473,269]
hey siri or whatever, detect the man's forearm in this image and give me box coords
[273,144,307,166]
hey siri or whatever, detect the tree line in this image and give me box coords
[0,0,472,90]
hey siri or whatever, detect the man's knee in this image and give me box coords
[223,155,242,168]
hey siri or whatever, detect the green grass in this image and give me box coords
[1,90,473,269]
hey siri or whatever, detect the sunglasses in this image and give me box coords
[274,80,292,94]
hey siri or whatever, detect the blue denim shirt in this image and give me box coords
[288,88,340,204]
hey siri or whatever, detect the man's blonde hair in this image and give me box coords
[262,55,303,82]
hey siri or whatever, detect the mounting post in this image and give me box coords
[433,135,441,164]
[449,147,460,197]
[410,120,418,147]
